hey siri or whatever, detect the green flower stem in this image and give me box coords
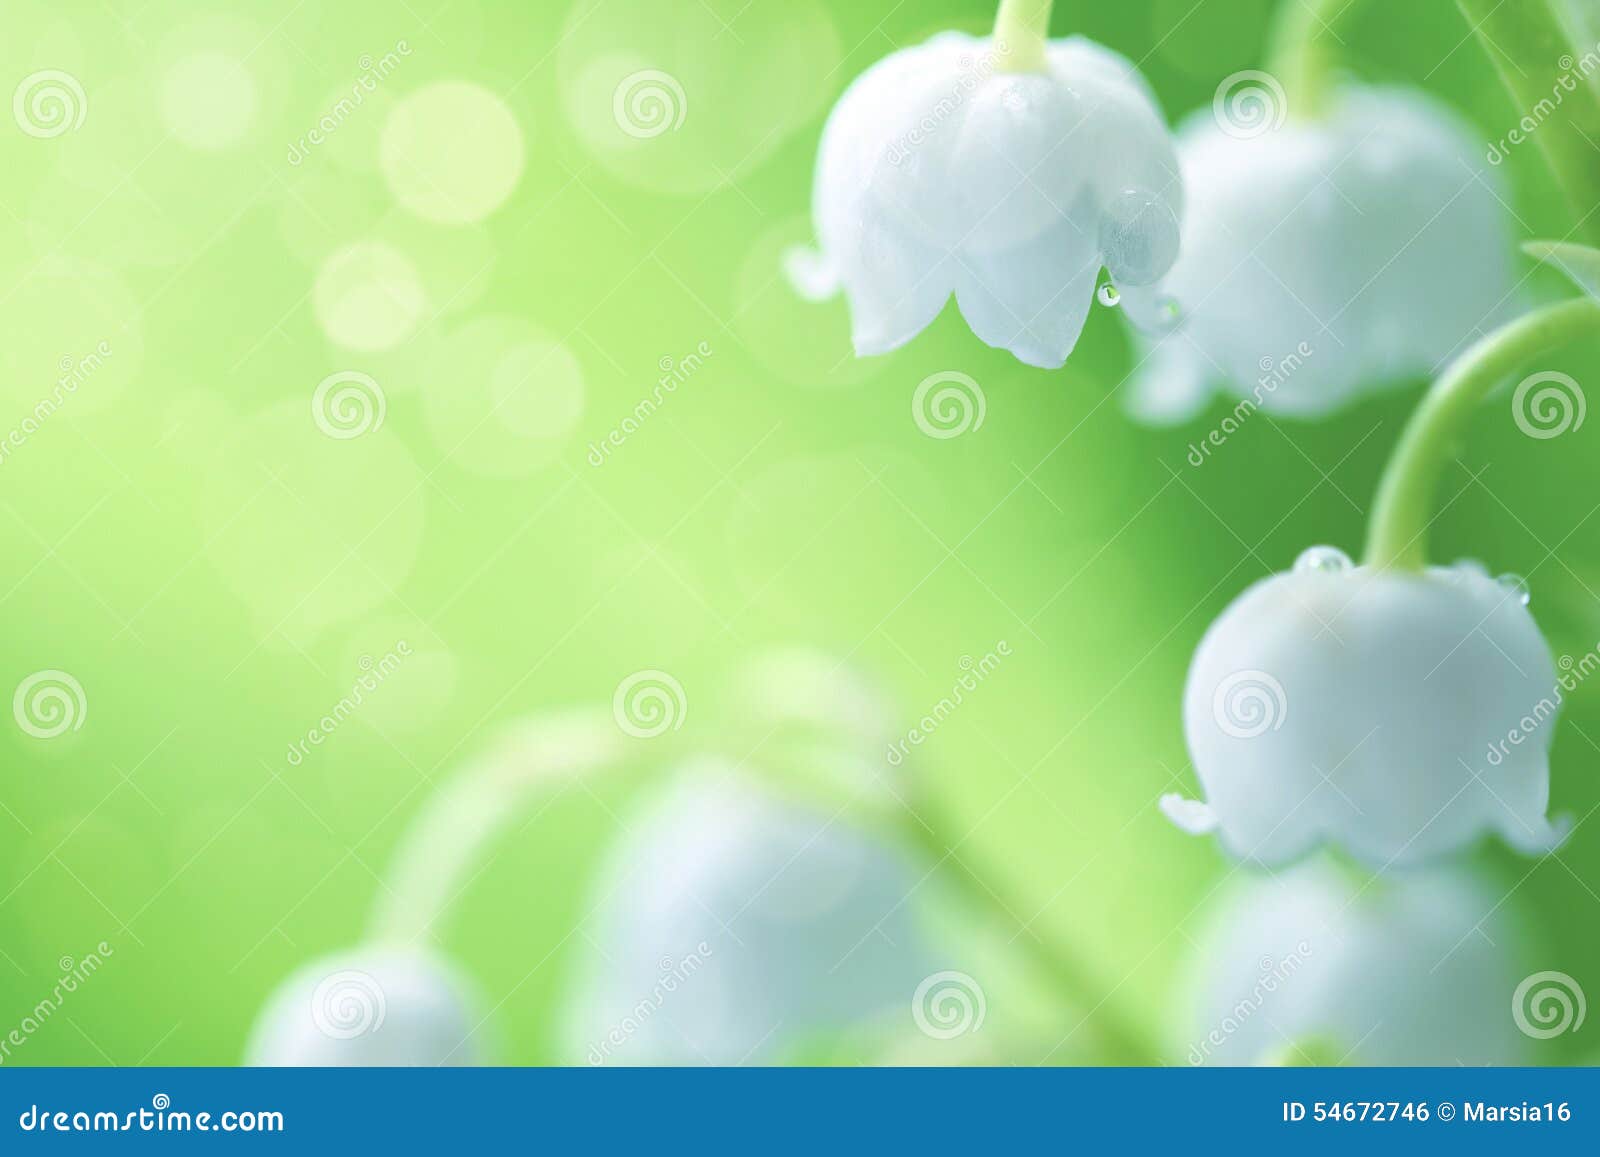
[993,0,1054,73]
[368,713,637,944]
[1267,0,1360,118]
[1457,0,1600,245]
[904,791,1160,1065]
[1365,297,1600,571]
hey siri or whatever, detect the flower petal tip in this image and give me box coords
[1501,812,1572,857]
[1159,792,1217,835]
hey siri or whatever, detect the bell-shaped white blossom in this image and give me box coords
[245,946,486,1066]
[787,32,1181,368]
[1178,858,1528,1065]
[564,761,928,1064]
[1163,548,1569,866]
[1124,86,1515,422]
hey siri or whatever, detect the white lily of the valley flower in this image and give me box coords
[1124,86,1514,421]
[1162,547,1569,866]
[565,761,927,1064]
[245,947,485,1066]
[1179,858,1527,1065]
[786,30,1181,368]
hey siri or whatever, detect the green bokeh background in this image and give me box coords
[0,0,1596,1065]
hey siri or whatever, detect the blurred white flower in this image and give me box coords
[1124,87,1515,422]
[565,761,928,1064]
[1163,547,1568,866]
[245,947,485,1066]
[1179,857,1528,1065]
[787,31,1181,368]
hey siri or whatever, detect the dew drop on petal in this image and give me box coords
[1097,282,1121,307]
[1495,572,1531,606]
[1293,545,1352,575]
[1099,187,1181,288]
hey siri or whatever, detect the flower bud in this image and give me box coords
[789,32,1180,368]
[1164,548,1567,866]
[245,947,485,1066]
[1124,87,1514,421]
[565,762,928,1064]
[1178,858,1528,1065]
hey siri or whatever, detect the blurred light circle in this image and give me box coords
[161,50,258,150]
[557,0,841,195]
[421,315,585,477]
[379,81,525,225]
[200,400,426,647]
[313,241,427,352]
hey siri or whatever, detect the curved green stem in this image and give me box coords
[993,0,1054,73]
[904,791,1160,1065]
[1457,0,1600,246]
[1365,297,1600,571]
[1267,0,1360,118]
[369,711,634,943]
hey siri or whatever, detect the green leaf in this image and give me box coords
[1523,239,1600,296]
[1458,0,1600,243]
